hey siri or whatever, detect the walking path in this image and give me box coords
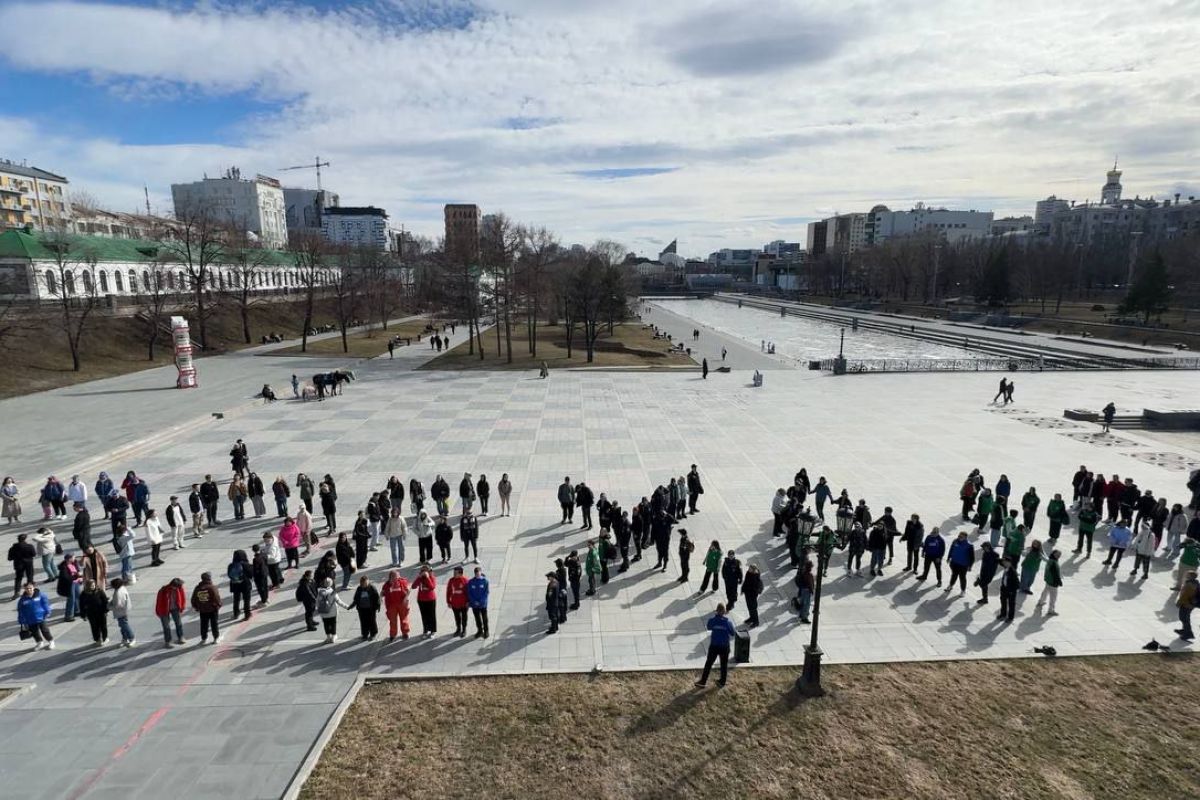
[1,310,1198,799]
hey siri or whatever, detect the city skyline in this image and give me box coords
[0,0,1197,255]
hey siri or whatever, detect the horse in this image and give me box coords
[312,370,356,399]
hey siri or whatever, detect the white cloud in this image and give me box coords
[0,0,1197,254]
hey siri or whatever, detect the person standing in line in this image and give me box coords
[297,503,315,558]
[67,474,88,510]
[366,493,382,552]
[250,544,271,606]
[960,475,977,522]
[69,502,91,551]
[227,549,252,621]
[349,575,380,641]
[165,496,186,551]
[1176,570,1197,641]
[975,542,1000,605]
[262,531,284,588]
[191,572,222,645]
[320,482,338,535]
[16,582,54,651]
[32,526,58,581]
[447,566,469,637]
[576,481,595,530]
[1164,503,1188,556]
[695,604,737,688]
[946,531,975,594]
[1130,522,1156,579]
[598,531,614,585]
[1021,487,1040,530]
[79,579,109,644]
[108,489,129,537]
[409,478,426,517]
[385,508,408,568]
[381,569,411,641]
[653,510,674,573]
[94,472,113,519]
[1074,500,1099,557]
[1102,519,1132,569]
[565,550,582,609]
[687,465,704,514]
[271,476,290,519]
[997,558,1019,623]
[111,577,135,647]
[352,511,370,570]
[903,514,924,573]
[771,488,787,537]
[132,477,151,526]
[3,476,22,525]
[316,578,349,643]
[1018,540,1044,594]
[430,475,450,517]
[1002,520,1026,570]
[458,473,476,515]
[721,550,743,611]
[155,577,187,648]
[794,558,815,623]
[917,526,945,586]
[434,515,454,563]
[279,517,302,571]
[227,476,247,521]
[57,551,82,621]
[414,564,438,639]
[296,473,314,516]
[476,474,490,516]
[584,540,602,596]
[1044,493,1068,551]
[556,474,576,525]
[199,475,220,527]
[699,540,722,594]
[188,484,205,540]
[414,510,434,563]
[545,573,564,634]
[144,509,164,567]
[845,523,866,578]
[247,473,266,518]
[295,570,318,632]
[116,522,136,585]
[677,529,694,583]
[497,474,512,517]
[460,510,480,563]
[741,564,763,627]
[334,533,355,590]
[1035,550,1063,616]
[867,523,888,577]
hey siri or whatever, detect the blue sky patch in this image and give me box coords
[573,167,679,180]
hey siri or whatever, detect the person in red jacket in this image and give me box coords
[413,564,437,639]
[381,569,411,641]
[155,577,187,647]
[446,565,469,638]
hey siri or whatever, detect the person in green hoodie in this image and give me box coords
[1003,522,1026,568]
[584,540,601,597]
[974,488,995,530]
[1045,493,1069,549]
[1175,538,1200,590]
[1036,549,1063,615]
[1074,500,1099,557]
[698,540,722,594]
[1021,488,1040,530]
[1018,540,1044,594]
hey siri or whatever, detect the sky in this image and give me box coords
[1,0,1198,256]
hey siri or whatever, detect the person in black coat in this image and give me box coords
[564,551,582,609]
[575,482,595,530]
[686,465,704,513]
[431,475,450,516]
[997,557,1019,622]
[476,475,490,516]
[741,564,764,626]
[614,509,632,572]
[721,551,743,611]
[334,533,355,590]
[460,511,479,562]
[867,523,889,577]
[199,475,220,526]
[975,542,1000,605]
[597,494,613,533]
[295,570,318,631]
[902,514,924,572]
[72,503,92,552]
[7,534,36,599]
[349,575,380,640]
[250,544,270,604]
[352,511,370,569]
[652,511,673,571]
[109,493,129,536]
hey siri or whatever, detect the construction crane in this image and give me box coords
[278,156,331,191]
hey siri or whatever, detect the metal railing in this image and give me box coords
[816,356,1200,373]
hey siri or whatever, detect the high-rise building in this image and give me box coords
[171,169,288,248]
[1034,196,1070,228]
[0,159,71,231]
[806,213,868,256]
[870,204,993,245]
[321,206,389,250]
[283,187,339,235]
[444,203,481,264]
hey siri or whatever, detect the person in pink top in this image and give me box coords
[381,569,411,641]
[278,517,302,570]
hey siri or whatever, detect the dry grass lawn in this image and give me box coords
[301,656,1200,800]
[272,320,431,358]
[423,322,695,371]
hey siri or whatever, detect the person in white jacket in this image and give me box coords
[261,532,284,588]
[297,504,314,557]
[144,509,165,566]
[66,475,88,508]
[111,577,135,647]
[415,510,434,564]
[385,509,408,568]
[117,524,137,584]
[316,577,349,643]
[1130,522,1156,580]
[1165,504,1188,556]
[32,527,59,581]
[771,488,787,537]
[165,496,187,550]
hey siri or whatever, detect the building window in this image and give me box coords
[99,270,109,293]
[44,270,57,295]
[114,271,124,292]
[64,270,76,295]
[142,270,151,292]
[166,271,175,290]
[128,269,138,293]
[82,270,93,294]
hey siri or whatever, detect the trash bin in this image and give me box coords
[733,625,751,663]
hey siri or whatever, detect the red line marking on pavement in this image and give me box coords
[65,707,168,800]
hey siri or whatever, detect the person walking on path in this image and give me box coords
[155,578,187,648]
[1102,519,1132,569]
[1036,550,1063,615]
[17,583,54,650]
[467,566,490,639]
[721,550,743,611]
[349,575,380,640]
[947,531,975,594]
[997,558,1019,623]
[79,579,109,644]
[414,564,438,639]
[1019,541,1044,594]
[111,577,135,647]
[695,604,737,688]
[295,570,318,632]
[687,465,704,514]
[741,564,763,627]
[701,358,708,379]
[699,540,722,594]
[917,526,945,585]
[497,474,512,517]
[191,572,222,644]
[1102,401,1116,433]
[316,578,349,643]
[381,570,411,640]
[558,477,575,524]
[993,377,1008,404]
[1176,571,1197,641]
[975,542,1000,604]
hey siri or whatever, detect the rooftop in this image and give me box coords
[323,206,387,217]
[0,159,69,183]
[0,228,300,266]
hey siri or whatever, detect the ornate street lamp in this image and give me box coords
[795,508,817,561]
[798,522,848,697]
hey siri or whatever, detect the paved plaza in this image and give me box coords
[1,302,1198,798]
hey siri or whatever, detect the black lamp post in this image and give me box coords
[798,512,852,697]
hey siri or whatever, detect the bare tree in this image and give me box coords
[157,207,225,349]
[517,226,559,357]
[225,228,272,344]
[481,213,524,363]
[331,248,364,353]
[134,260,173,360]
[289,232,331,353]
[43,226,101,371]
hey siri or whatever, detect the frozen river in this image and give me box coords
[650,298,973,364]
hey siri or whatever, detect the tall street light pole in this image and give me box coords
[797,509,851,697]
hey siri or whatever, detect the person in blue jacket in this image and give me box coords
[695,603,737,688]
[132,479,151,527]
[916,527,946,586]
[17,583,54,650]
[946,531,975,594]
[467,566,490,639]
[95,472,114,519]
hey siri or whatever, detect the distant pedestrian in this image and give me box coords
[155,577,187,648]
[316,578,348,643]
[1176,571,1197,641]
[993,377,1008,404]
[702,358,709,379]
[111,577,135,647]
[1004,380,1015,404]
[349,575,380,640]
[414,564,437,638]
[742,563,763,626]
[1101,401,1116,433]
[721,347,727,361]
[191,572,222,644]
[699,540,721,593]
[695,604,737,688]
[16,582,54,651]
[997,558,1018,623]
